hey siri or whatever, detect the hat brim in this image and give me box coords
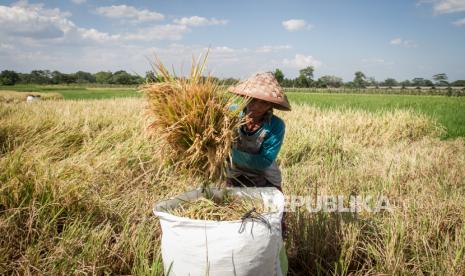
[228,87,292,111]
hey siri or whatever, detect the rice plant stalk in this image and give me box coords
[140,53,247,187]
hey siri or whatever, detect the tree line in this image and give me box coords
[272,67,465,88]
[0,69,242,86]
[0,70,145,85]
[1,68,464,88]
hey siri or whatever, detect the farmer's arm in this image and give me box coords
[232,118,285,170]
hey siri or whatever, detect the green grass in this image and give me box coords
[287,92,465,139]
[62,88,139,99]
[2,85,464,139]
[0,84,139,99]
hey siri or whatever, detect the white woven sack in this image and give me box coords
[153,187,287,276]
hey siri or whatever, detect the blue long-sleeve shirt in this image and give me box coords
[230,105,285,171]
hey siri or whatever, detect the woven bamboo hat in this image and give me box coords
[228,72,291,111]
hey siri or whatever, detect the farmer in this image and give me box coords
[226,72,291,191]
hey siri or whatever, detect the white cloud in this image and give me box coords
[71,0,86,5]
[174,16,227,26]
[283,54,322,68]
[390,37,418,48]
[204,46,247,62]
[282,19,313,31]
[416,0,435,6]
[433,0,465,14]
[0,42,13,49]
[0,1,122,44]
[0,1,75,39]
[209,46,235,53]
[402,40,418,48]
[256,45,292,53]
[1,40,286,79]
[361,58,395,67]
[390,38,402,45]
[453,17,465,26]
[143,44,255,74]
[77,28,120,42]
[207,46,249,64]
[148,44,247,57]
[362,58,386,64]
[0,2,190,43]
[96,5,164,22]
[122,24,189,41]
[76,24,187,43]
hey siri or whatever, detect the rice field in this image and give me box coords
[0,84,139,99]
[0,91,63,103]
[288,92,465,139]
[1,98,464,275]
[2,85,464,139]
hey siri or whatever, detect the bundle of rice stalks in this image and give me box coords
[168,190,266,221]
[141,53,247,183]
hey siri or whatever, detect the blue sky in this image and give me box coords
[1,0,465,81]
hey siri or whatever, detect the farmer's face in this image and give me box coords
[246,98,272,118]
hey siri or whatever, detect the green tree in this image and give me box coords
[0,70,20,85]
[317,75,343,88]
[296,75,309,88]
[367,77,378,87]
[344,81,355,88]
[412,78,426,87]
[281,78,294,87]
[17,72,31,84]
[273,68,284,84]
[222,78,239,85]
[29,70,52,84]
[383,78,398,87]
[110,70,140,85]
[131,74,145,85]
[432,73,448,86]
[51,70,63,84]
[353,71,367,88]
[451,80,465,87]
[424,79,434,87]
[400,80,411,88]
[145,71,158,83]
[62,74,77,84]
[75,71,96,83]
[298,66,314,87]
[95,71,113,84]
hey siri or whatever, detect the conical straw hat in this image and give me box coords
[228,72,291,111]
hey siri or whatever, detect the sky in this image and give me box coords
[0,0,465,81]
